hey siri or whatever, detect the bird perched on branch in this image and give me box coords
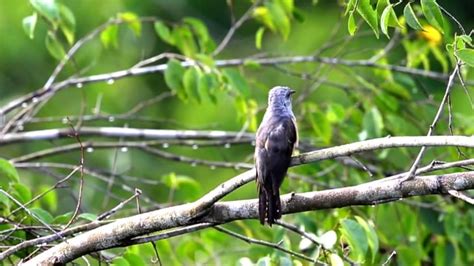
[255,86,298,226]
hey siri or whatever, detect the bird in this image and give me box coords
[255,86,298,226]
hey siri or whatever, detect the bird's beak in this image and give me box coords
[289,89,296,95]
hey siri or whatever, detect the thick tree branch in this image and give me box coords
[21,171,474,265]
[0,127,253,146]
[2,128,473,151]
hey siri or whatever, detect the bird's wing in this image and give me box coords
[255,117,297,189]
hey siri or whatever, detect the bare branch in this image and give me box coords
[0,127,254,146]
[404,63,461,180]
[447,190,474,204]
[20,171,474,265]
[212,0,263,56]
[214,226,321,264]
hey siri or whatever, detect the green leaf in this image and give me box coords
[52,212,73,224]
[30,0,59,24]
[375,91,399,111]
[362,107,384,139]
[326,103,345,123]
[174,175,201,199]
[118,12,141,37]
[111,257,130,266]
[59,4,75,44]
[154,21,174,45]
[222,69,250,97]
[380,4,393,38]
[375,0,388,17]
[100,24,119,49]
[184,17,215,53]
[458,34,472,46]
[0,159,20,188]
[162,172,178,189]
[382,82,411,100]
[194,53,215,67]
[421,0,444,33]
[267,2,291,40]
[173,25,198,57]
[30,207,54,224]
[0,192,10,212]
[22,13,38,39]
[12,183,32,204]
[255,27,265,49]
[355,216,379,263]
[183,67,202,103]
[340,219,368,262]
[164,59,186,100]
[38,185,57,212]
[78,212,97,221]
[347,12,357,36]
[45,31,65,60]
[345,0,356,15]
[404,3,423,31]
[198,72,219,104]
[277,0,294,15]
[457,48,474,67]
[357,0,379,38]
[253,7,275,32]
[123,253,146,266]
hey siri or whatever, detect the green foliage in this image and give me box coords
[339,218,369,262]
[164,59,186,100]
[78,212,98,221]
[118,12,141,37]
[421,0,444,33]
[404,3,423,31]
[458,48,474,67]
[30,0,60,24]
[59,3,76,44]
[362,107,384,139]
[356,0,379,38]
[22,13,38,39]
[100,24,119,48]
[0,158,20,187]
[154,21,174,45]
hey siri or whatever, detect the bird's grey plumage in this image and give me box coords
[255,86,298,226]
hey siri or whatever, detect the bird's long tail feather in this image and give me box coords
[259,188,281,226]
[258,188,267,225]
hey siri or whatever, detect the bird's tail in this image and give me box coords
[258,188,267,225]
[258,188,281,226]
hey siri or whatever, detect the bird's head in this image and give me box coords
[268,86,296,110]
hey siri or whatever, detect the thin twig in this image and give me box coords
[403,63,461,181]
[214,226,322,264]
[8,166,81,217]
[97,190,142,220]
[64,120,85,229]
[0,220,109,261]
[0,190,63,241]
[447,190,474,205]
[212,0,262,56]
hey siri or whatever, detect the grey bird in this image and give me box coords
[255,86,298,226]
